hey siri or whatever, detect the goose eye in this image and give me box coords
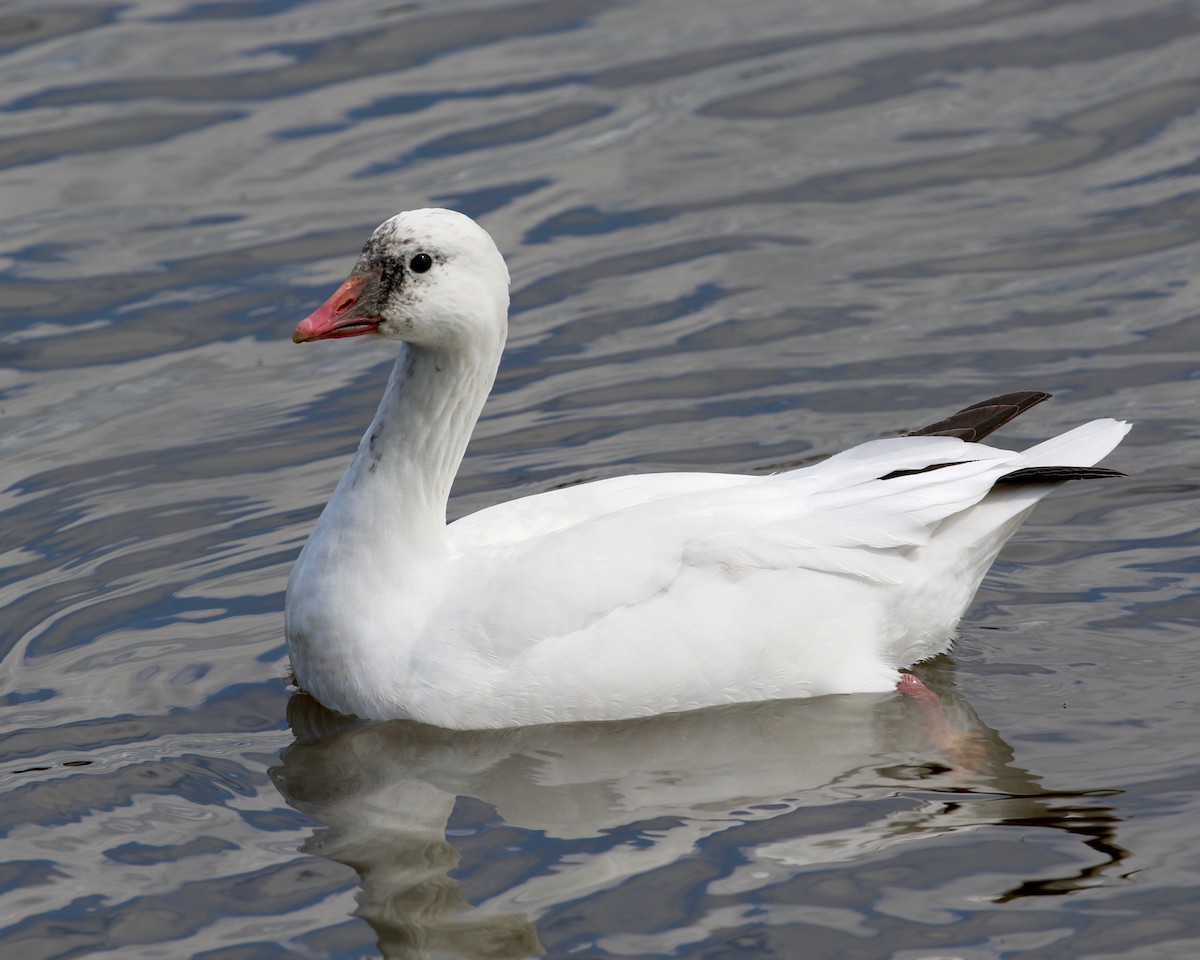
[409,253,433,274]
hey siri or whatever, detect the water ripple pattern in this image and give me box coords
[1,1,1198,957]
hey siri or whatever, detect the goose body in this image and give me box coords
[285,209,1128,730]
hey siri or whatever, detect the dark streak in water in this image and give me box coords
[8,0,611,109]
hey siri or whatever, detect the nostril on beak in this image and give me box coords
[336,296,356,313]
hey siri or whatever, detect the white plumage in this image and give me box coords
[284,208,1128,729]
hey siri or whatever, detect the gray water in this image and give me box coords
[1,1,1198,957]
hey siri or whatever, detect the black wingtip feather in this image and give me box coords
[995,466,1127,486]
[884,392,1126,486]
[905,391,1052,442]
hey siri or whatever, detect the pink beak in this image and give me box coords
[293,275,380,342]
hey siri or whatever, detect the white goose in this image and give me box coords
[285,208,1128,730]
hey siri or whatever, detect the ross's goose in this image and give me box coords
[284,208,1128,730]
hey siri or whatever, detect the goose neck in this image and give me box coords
[348,340,498,535]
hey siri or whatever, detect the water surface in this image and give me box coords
[2,1,1199,957]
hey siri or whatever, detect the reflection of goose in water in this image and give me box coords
[271,667,1127,959]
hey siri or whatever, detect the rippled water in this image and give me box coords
[1,1,1198,957]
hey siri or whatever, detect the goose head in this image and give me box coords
[293,208,510,351]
